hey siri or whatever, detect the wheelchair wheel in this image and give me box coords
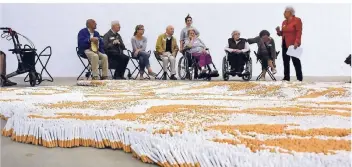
[242,58,252,81]
[178,56,188,80]
[29,72,37,87]
[222,56,229,81]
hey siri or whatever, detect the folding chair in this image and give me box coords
[254,51,280,81]
[24,45,53,83]
[76,47,102,80]
[153,51,171,80]
[127,50,151,80]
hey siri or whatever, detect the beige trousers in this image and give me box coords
[161,52,176,75]
[84,50,108,77]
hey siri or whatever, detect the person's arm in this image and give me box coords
[155,35,164,54]
[131,37,137,51]
[195,28,200,37]
[247,36,260,45]
[103,32,114,51]
[224,43,234,53]
[97,32,105,54]
[294,18,303,47]
[78,29,90,49]
[141,37,147,51]
[270,38,276,59]
[240,42,250,53]
[180,30,185,50]
[276,21,284,36]
[118,34,126,50]
[198,38,206,49]
[172,38,179,56]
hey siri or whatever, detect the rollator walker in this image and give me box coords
[0,27,42,87]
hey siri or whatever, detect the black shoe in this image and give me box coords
[120,76,127,80]
[211,70,219,77]
[170,74,177,80]
[282,78,290,82]
[162,72,167,80]
[3,80,17,86]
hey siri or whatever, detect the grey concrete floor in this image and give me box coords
[1,76,351,167]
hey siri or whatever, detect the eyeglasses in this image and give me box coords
[139,29,145,30]
[186,20,192,22]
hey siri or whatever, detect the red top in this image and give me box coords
[277,16,303,47]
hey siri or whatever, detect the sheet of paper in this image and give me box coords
[287,45,303,59]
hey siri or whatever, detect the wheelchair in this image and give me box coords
[0,27,42,87]
[177,48,219,81]
[222,51,252,81]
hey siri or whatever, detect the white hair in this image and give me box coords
[285,6,295,15]
[231,30,240,37]
[111,20,120,27]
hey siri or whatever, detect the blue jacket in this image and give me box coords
[77,28,105,56]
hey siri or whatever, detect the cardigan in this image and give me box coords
[77,28,105,55]
[276,16,302,47]
[155,33,179,56]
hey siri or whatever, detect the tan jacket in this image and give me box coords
[155,33,179,56]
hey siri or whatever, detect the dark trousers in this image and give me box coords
[186,52,198,74]
[282,41,303,81]
[260,54,269,71]
[107,51,129,78]
[228,52,246,72]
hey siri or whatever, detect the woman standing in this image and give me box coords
[276,6,303,81]
[131,25,157,80]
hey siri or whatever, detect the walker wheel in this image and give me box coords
[36,73,42,85]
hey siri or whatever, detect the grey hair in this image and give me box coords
[285,6,295,15]
[111,20,120,27]
[231,30,240,37]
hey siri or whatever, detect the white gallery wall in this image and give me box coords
[0,3,351,77]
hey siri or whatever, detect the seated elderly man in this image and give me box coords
[155,25,179,80]
[248,30,277,81]
[103,21,129,80]
[0,51,17,86]
[224,30,250,75]
[78,19,108,80]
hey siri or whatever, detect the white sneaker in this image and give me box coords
[271,68,277,74]
[139,76,144,80]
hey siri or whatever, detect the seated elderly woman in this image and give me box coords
[224,30,250,75]
[247,30,277,80]
[0,51,16,86]
[183,28,218,77]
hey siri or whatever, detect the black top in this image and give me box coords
[165,37,172,53]
[228,38,246,50]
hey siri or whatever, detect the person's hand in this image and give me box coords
[276,26,280,32]
[235,50,242,53]
[113,39,120,45]
[90,37,99,43]
[202,49,207,53]
[134,49,141,57]
[294,43,299,49]
[232,49,238,53]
